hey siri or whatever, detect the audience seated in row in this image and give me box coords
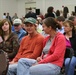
[13,18,27,43]
[7,17,44,75]
[7,17,66,75]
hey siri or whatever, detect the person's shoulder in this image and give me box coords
[20,35,28,41]
[10,32,17,36]
[21,29,27,33]
[34,34,44,44]
[35,33,44,42]
[19,29,26,34]
[56,32,65,39]
[10,32,18,38]
[37,33,44,38]
[45,13,48,18]
[22,30,28,36]
[44,35,50,41]
[22,35,28,38]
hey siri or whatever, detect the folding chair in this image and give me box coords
[60,47,74,75]
[0,50,9,75]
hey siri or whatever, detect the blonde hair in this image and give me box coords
[63,20,75,33]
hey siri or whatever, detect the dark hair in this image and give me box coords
[57,16,65,22]
[29,7,32,10]
[71,11,76,16]
[63,7,69,18]
[47,6,54,13]
[56,10,60,17]
[68,16,75,21]
[43,17,61,30]
[0,19,12,36]
[3,13,6,15]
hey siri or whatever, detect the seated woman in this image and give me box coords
[0,19,19,61]
[63,20,76,75]
[15,17,66,75]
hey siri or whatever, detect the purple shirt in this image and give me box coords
[66,38,71,48]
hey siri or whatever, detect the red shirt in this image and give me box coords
[39,32,66,68]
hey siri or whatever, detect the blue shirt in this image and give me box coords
[57,26,64,34]
[14,28,27,43]
[11,25,15,32]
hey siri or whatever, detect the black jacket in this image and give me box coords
[64,32,76,56]
[25,12,37,19]
[45,13,55,18]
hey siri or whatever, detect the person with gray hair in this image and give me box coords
[13,18,27,43]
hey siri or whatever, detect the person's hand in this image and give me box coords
[36,57,42,62]
[9,60,17,64]
[32,62,38,66]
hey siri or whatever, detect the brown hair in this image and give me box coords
[0,20,2,35]
[57,16,65,22]
[47,6,54,13]
[68,16,76,21]
[0,19,12,36]
[43,17,61,30]
[63,20,75,33]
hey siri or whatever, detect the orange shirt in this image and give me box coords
[13,33,44,62]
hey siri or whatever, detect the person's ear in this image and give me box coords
[49,26,52,30]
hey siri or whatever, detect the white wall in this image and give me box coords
[17,0,36,18]
[0,0,76,19]
[17,0,76,17]
[36,0,46,15]
[0,0,18,19]
[36,0,76,15]
[0,0,2,18]
[17,0,26,18]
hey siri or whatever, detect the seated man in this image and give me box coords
[13,18,27,43]
[56,16,65,34]
[7,17,44,75]
[15,17,66,75]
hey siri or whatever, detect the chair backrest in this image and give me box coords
[60,47,74,74]
[64,47,74,58]
[0,50,9,75]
